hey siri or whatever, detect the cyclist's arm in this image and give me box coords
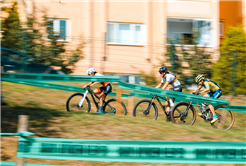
[155,83,163,88]
[83,82,99,89]
[200,87,210,94]
[89,82,100,87]
[162,81,169,89]
[192,88,200,94]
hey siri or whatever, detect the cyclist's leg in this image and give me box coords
[165,97,171,113]
[209,90,222,123]
[165,87,173,113]
[99,84,112,112]
[170,85,182,110]
[94,87,105,113]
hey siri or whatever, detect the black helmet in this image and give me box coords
[159,67,168,74]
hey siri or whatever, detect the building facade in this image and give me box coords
[219,0,244,44]
[17,0,221,81]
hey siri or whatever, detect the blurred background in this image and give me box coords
[1,1,246,165]
[1,0,246,95]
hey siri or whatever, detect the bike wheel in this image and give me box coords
[210,105,235,130]
[103,98,127,116]
[133,99,158,120]
[66,93,91,113]
[171,102,196,125]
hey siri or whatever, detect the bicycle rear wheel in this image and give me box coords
[210,105,234,130]
[66,93,91,113]
[133,99,158,120]
[103,98,127,116]
[171,102,196,125]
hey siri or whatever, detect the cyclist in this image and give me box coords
[156,67,182,120]
[192,75,222,123]
[82,67,112,114]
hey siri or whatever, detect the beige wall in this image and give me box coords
[17,0,219,76]
[219,0,244,44]
[243,0,246,31]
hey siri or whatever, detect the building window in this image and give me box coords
[107,22,146,46]
[47,19,71,42]
[167,18,213,47]
[219,21,224,37]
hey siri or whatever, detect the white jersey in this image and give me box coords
[95,73,103,76]
[161,73,181,87]
[95,72,110,86]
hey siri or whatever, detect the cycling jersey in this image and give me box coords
[207,89,222,98]
[94,73,110,87]
[199,80,220,93]
[161,74,181,87]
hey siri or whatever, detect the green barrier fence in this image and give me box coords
[16,136,246,164]
[1,73,121,82]
[0,161,67,166]
[1,131,35,137]
[217,105,246,113]
[2,73,245,112]
[1,78,131,99]
[118,81,229,106]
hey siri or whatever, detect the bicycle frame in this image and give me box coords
[78,87,109,111]
[182,100,212,122]
[148,95,168,116]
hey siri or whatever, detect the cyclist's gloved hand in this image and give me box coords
[195,92,200,95]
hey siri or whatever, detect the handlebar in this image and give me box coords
[192,92,200,95]
[83,86,93,92]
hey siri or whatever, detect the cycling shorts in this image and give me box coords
[207,89,222,99]
[172,85,182,92]
[172,85,182,102]
[99,84,112,96]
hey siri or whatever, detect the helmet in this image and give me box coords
[87,67,96,75]
[159,67,168,74]
[195,75,205,83]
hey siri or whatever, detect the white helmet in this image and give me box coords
[87,67,96,75]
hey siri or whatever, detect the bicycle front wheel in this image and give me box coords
[66,93,91,113]
[210,105,235,130]
[171,102,196,125]
[103,99,127,116]
[133,99,158,120]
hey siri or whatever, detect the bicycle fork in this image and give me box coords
[144,97,156,115]
[78,90,88,107]
[180,101,193,122]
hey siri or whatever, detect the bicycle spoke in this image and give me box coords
[173,108,182,118]
[104,99,127,115]
[211,106,234,130]
[171,102,196,125]
[133,100,158,120]
[66,93,90,113]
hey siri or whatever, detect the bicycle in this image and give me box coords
[66,86,127,115]
[132,94,170,120]
[171,93,235,130]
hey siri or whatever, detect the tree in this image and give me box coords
[1,1,23,51]
[162,39,185,85]
[163,34,212,87]
[1,1,85,74]
[212,26,246,95]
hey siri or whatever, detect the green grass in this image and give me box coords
[1,81,246,166]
